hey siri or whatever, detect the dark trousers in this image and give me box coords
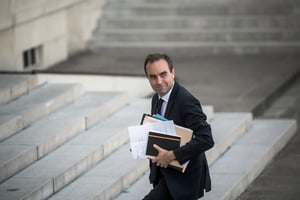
[143,178,174,200]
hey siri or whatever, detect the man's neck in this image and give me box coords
[159,81,174,102]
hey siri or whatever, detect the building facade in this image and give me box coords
[0,0,106,71]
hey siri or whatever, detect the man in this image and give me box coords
[143,53,214,200]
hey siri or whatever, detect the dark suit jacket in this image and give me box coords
[150,82,214,199]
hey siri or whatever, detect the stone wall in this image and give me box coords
[0,0,106,71]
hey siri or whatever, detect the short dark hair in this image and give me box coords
[144,53,174,76]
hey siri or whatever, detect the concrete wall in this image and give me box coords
[0,0,106,71]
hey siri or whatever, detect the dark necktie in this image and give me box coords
[156,98,164,115]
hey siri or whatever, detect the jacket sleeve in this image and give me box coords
[173,95,214,165]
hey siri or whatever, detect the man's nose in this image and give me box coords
[156,76,163,84]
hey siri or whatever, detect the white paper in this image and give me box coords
[128,120,176,159]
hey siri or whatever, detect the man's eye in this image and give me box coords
[149,75,157,80]
[160,72,167,78]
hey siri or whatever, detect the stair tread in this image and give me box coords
[0,99,149,200]
[90,0,300,55]
[95,29,300,43]
[48,112,252,200]
[50,143,148,200]
[103,18,300,30]
[109,0,300,4]
[0,83,83,142]
[2,92,127,146]
[0,92,127,183]
[92,41,300,45]
[105,2,300,8]
[103,3,299,16]
[103,14,300,20]
[206,112,252,164]
[0,75,43,105]
[203,119,297,200]
[0,83,82,119]
[98,28,300,32]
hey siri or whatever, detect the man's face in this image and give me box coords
[145,59,175,96]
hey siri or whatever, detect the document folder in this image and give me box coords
[141,114,193,173]
[146,131,181,156]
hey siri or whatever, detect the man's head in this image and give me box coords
[144,53,175,96]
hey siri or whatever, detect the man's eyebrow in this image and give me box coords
[148,70,168,78]
[159,71,167,76]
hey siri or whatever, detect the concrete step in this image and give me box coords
[0,99,149,200]
[0,92,128,183]
[108,0,300,4]
[116,170,150,200]
[103,3,300,17]
[0,83,83,142]
[0,74,44,105]
[94,29,300,42]
[106,0,300,6]
[101,16,300,30]
[203,105,214,122]
[116,119,297,200]
[48,112,252,200]
[89,0,300,55]
[49,143,148,200]
[206,113,252,165]
[203,119,297,200]
[89,41,300,57]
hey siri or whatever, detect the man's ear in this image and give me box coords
[171,68,175,78]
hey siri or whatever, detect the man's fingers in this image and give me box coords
[153,144,160,151]
[152,144,169,168]
[153,144,165,152]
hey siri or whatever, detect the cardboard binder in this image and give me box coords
[141,114,193,173]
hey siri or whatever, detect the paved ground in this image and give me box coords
[44,52,300,199]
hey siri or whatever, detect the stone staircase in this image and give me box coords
[88,0,300,57]
[0,74,296,200]
[0,74,128,199]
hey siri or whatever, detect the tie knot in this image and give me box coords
[158,98,164,104]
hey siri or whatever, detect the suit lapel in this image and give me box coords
[165,82,179,118]
[151,94,159,115]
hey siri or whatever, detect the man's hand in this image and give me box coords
[151,144,176,168]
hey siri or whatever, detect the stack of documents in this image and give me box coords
[128,114,193,173]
